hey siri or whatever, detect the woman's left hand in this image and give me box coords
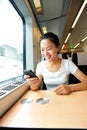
[54,84,72,95]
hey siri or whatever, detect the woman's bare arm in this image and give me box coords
[24,74,43,91]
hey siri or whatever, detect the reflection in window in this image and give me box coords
[0,0,23,86]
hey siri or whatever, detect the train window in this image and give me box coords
[0,0,24,88]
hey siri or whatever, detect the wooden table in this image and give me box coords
[1,90,87,128]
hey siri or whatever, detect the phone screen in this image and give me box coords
[23,69,38,78]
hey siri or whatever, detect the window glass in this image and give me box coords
[0,0,23,86]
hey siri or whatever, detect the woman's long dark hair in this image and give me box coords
[39,32,60,47]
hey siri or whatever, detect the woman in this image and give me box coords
[24,32,87,95]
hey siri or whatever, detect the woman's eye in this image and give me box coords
[47,48,52,50]
[41,47,52,52]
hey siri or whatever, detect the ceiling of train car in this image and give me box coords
[14,0,87,52]
[28,0,87,52]
[61,0,87,52]
[28,0,71,41]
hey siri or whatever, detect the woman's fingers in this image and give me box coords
[54,85,71,95]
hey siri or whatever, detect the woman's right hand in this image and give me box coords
[24,74,40,90]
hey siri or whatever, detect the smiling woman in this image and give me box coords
[0,0,87,128]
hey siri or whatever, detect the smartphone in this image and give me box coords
[23,69,38,78]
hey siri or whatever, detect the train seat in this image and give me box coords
[69,52,87,84]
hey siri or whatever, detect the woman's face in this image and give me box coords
[40,39,59,61]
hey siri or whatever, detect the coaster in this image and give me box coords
[21,98,33,104]
[36,97,49,104]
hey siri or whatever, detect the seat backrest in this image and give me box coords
[72,52,78,66]
[69,51,87,84]
[62,53,68,59]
